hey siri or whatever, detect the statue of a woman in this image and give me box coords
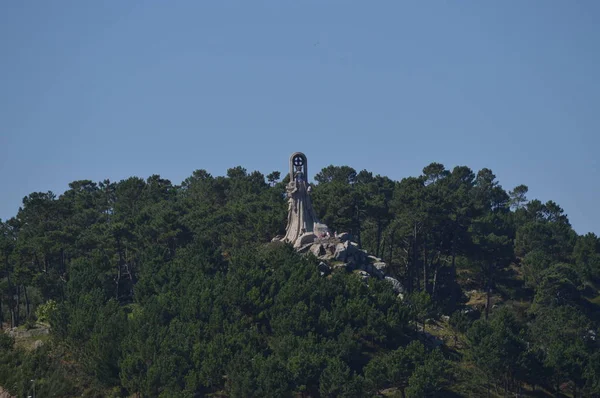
[283,153,318,246]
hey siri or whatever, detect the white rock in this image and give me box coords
[334,243,348,261]
[384,276,405,294]
[373,262,387,273]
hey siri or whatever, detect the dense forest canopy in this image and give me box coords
[1,162,599,397]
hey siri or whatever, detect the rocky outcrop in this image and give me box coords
[294,232,318,248]
[299,235,404,296]
[7,324,50,340]
[385,276,405,296]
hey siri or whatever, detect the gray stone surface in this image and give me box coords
[373,262,388,273]
[385,276,405,294]
[295,232,317,248]
[332,262,348,271]
[296,243,313,254]
[310,244,324,257]
[357,270,370,280]
[7,324,49,339]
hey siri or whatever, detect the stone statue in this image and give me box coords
[282,152,329,247]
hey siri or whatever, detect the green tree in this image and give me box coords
[530,305,592,396]
[573,233,600,281]
[466,308,526,395]
[406,349,447,397]
[508,184,529,210]
[521,249,553,288]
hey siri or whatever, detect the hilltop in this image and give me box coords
[1,161,599,397]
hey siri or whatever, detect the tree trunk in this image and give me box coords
[388,232,394,266]
[24,285,30,319]
[375,218,382,258]
[450,241,457,309]
[60,248,65,275]
[413,223,419,292]
[432,267,439,299]
[116,236,123,300]
[6,263,15,328]
[485,280,491,321]
[451,237,457,279]
[33,252,41,273]
[15,284,20,327]
[423,245,428,293]
[355,204,362,249]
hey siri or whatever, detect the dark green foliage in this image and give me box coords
[521,249,554,287]
[532,263,583,311]
[319,358,364,397]
[1,161,599,397]
[573,232,600,281]
[529,305,594,395]
[466,308,527,392]
[449,309,474,335]
[363,341,447,397]
[405,349,447,397]
[117,243,410,396]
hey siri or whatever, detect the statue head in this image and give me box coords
[289,152,308,183]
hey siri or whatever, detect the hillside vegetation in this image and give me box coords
[1,163,599,397]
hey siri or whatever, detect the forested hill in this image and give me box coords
[1,163,599,397]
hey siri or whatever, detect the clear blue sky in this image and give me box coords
[1,1,598,234]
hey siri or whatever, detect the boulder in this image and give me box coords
[310,244,325,257]
[334,243,348,261]
[294,233,317,248]
[357,270,370,280]
[385,276,404,294]
[358,262,382,279]
[313,222,331,237]
[373,261,388,274]
[326,242,337,256]
[296,243,313,254]
[344,240,359,256]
